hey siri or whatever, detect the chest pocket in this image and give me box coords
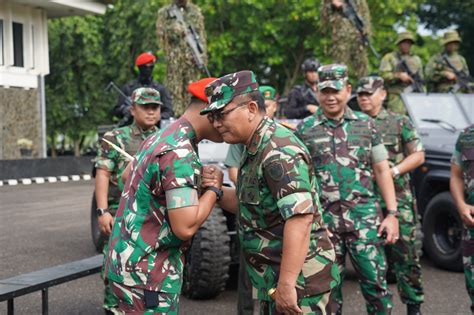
[379,120,400,153]
[348,121,371,164]
[306,126,332,167]
[239,157,261,205]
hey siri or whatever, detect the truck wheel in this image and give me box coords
[90,191,106,253]
[422,192,463,272]
[182,209,231,299]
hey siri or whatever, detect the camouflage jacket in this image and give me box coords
[372,109,424,210]
[380,51,424,94]
[295,107,388,233]
[95,122,158,212]
[452,125,474,204]
[237,117,339,301]
[104,117,201,293]
[425,52,471,93]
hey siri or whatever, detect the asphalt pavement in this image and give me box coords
[0,181,470,314]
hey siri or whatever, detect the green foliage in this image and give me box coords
[417,0,474,69]
[45,0,465,156]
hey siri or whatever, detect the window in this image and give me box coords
[0,20,4,66]
[13,22,24,67]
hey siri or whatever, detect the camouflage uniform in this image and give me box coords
[320,0,371,78]
[157,2,208,116]
[201,71,340,315]
[451,125,474,311]
[296,65,393,314]
[379,32,424,115]
[103,116,203,314]
[425,31,472,93]
[96,88,160,314]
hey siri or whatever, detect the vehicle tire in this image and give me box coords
[90,191,106,253]
[422,191,463,272]
[182,208,231,299]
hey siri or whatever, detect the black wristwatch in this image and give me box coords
[207,186,223,201]
[96,208,108,216]
[386,209,399,217]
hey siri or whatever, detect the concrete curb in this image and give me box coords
[1,174,92,187]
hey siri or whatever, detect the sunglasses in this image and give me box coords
[207,100,249,124]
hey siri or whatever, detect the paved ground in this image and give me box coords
[0,181,470,314]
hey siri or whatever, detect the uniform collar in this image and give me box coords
[130,121,158,138]
[316,106,358,124]
[374,108,389,120]
[247,117,273,155]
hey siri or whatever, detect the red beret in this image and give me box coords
[135,52,156,66]
[187,77,217,103]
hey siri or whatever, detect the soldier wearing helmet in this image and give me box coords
[426,30,473,93]
[112,52,174,126]
[285,57,320,119]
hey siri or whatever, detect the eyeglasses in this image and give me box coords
[207,100,249,123]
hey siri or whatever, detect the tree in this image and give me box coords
[417,0,474,69]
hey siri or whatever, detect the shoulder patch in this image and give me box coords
[268,162,285,181]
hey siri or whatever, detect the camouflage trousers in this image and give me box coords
[330,228,393,315]
[102,238,120,314]
[238,244,255,315]
[463,226,474,312]
[110,281,179,315]
[385,206,424,305]
[386,93,407,115]
[257,289,333,315]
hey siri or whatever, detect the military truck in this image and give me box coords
[403,93,473,272]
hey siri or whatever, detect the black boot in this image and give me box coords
[407,303,422,315]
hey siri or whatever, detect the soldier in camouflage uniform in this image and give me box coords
[296,64,400,315]
[103,77,224,314]
[379,31,424,115]
[95,87,161,314]
[357,76,425,315]
[425,30,473,93]
[450,124,474,313]
[201,70,340,314]
[157,0,208,117]
[320,0,371,78]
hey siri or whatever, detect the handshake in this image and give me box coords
[201,165,225,193]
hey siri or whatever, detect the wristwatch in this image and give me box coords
[207,186,223,201]
[96,208,108,216]
[392,166,401,179]
[386,209,399,217]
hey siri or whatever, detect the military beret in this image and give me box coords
[188,77,218,103]
[259,85,277,100]
[135,52,156,66]
[200,70,259,115]
[318,64,348,91]
[132,87,162,105]
[356,76,385,94]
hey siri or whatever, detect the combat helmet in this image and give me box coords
[301,57,321,72]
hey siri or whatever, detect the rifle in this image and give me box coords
[168,4,211,77]
[105,82,133,127]
[442,54,474,93]
[342,0,380,59]
[398,59,425,93]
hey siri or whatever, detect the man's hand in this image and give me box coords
[459,203,474,227]
[202,165,223,189]
[98,212,114,236]
[274,284,302,315]
[445,71,457,81]
[398,72,414,83]
[306,104,318,114]
[378,215,399,245]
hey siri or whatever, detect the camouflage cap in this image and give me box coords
[396,31,415,45]
[442,30,462,45]
[132,87,162,105]
[200,70,259,115]
[356,76,385,94]
[317,64,348,91]
[259,85,276,100]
